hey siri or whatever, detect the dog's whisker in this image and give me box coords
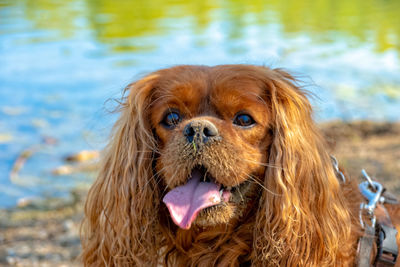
[134,150,157,153]
[145,165,172,192]
[235,176,245,202]
[245,174,280,196]
[242,159,285,170]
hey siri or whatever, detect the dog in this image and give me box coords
[81,65,400,266]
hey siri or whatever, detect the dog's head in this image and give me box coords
[151,65,273,229]
[82,65,354,266]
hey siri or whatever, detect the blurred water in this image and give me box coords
[0,0,400,207]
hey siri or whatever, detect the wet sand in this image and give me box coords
[1,121,399,266]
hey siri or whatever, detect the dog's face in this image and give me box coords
[150,65,273,229]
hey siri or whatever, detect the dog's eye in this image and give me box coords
[162,111,181,128]
[233,114,255,127]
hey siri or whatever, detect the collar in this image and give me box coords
[330,156,398,266]
[357,170,398,266]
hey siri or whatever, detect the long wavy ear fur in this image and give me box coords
[81,74,161,266]
[252,68,355,266]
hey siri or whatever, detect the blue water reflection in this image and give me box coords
[1,0,399,207]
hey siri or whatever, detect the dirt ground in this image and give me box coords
[1,121,399,266]
[321,121,400,194]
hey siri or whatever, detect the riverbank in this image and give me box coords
[1,121,399,266]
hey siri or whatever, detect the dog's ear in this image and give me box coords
[252,68,354,265]
[81,74,161,266]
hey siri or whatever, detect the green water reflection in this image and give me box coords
[4,0,399,54]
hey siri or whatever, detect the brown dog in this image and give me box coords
[81,65,400,266]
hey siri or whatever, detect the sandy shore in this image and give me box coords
[1,121,399,266]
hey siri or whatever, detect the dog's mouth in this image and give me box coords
[162,165,244,229]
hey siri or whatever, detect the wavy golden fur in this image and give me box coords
[81,65,400,266]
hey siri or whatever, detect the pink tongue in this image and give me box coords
[163,170,221,229]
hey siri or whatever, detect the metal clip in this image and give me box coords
[359,180,383,211]
[361,169,375,189]
[358,170,384,228]
[330,156,346,183]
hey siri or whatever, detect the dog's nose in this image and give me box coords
[183,120,219,144]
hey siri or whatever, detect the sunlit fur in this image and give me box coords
[81,65,398,266]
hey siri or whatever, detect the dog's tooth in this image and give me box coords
[219,189,223,197]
